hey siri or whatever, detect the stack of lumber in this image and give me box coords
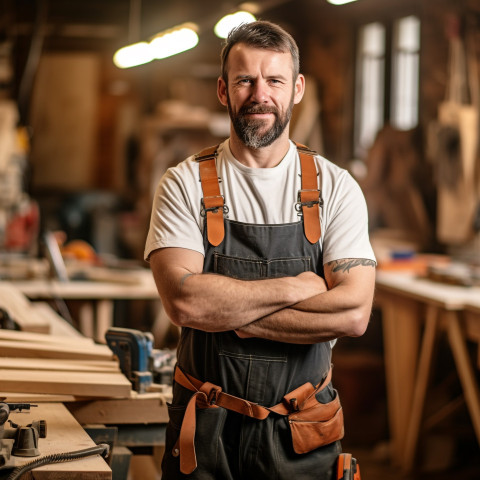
[0,329,132,399]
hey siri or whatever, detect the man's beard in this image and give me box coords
[227,95,294,149]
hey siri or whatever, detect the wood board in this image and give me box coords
[0,338,114,361]
[0,282,50,333]
[0,357,120,373]
[7,402,112,479]
[67,391,171,424]
[0,328,95,346]
[0,369,131,398]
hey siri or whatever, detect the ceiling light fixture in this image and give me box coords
[326,0,358,5]
[113,41,154,69]
[150,23,199,60]
[214,11,256,39]
[113,23,199,69]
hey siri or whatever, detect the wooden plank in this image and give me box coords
[0,282,50,333]
[0,339,114,361]
[0,328,95,346]
[67,393,170,425]
[31,302,85,338]
[0,369,131,398]
[8,402,111,479]
[0,392,82,402]
[0,357,120,373]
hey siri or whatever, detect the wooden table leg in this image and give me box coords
[403,305,440,472]
[79,301,95,338]
[95,299,114,343]
[446,311,480,447]
[380,294,420,466]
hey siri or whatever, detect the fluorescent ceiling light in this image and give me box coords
[214,11,256,38]
[327,0,357,5]
[150,25,199,59]
[113,41,154,69]
[113,23,199,68]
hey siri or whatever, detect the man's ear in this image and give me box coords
[293,74,305,105]
[217,77,228,106]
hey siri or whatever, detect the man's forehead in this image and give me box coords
[226,44,293,74]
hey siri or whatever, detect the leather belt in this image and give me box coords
[173,365,332,474]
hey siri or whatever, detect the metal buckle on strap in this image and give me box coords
[296,144,317,156]
[200,196,229,217]
[295,189,323,212]
[195,150,218,162]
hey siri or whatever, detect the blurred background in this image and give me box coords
[0,0,479,479]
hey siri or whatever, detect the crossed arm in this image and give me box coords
[149,247,376,344]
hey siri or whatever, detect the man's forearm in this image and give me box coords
[235,262,376,343]
[170,272,307,331]
[151,247,328,333]
[236,293,370,343]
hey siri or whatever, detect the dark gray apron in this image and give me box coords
[162,216,341,479]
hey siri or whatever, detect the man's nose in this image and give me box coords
[250,81,269,102]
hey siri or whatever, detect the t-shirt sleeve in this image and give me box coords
[321,170,376,265]
[144,161,204,261]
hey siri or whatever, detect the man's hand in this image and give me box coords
[235,271,328,338]
[149,247,328,333]
[295,271,328,297]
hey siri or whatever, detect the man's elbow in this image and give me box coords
[163,298,197,328]
[347,307,371,337]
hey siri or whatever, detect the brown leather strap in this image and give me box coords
[173,365,332,474]
[295,142,322,244]
[196,145,225,247]
[196,143,322,247]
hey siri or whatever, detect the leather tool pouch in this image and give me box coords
[283,383,344,454]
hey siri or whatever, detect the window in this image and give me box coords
[354,16,420,157]
[391,15,420,130]
[354,22,386,157]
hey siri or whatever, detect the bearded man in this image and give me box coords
[145,20,376,480]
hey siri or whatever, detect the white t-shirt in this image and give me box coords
[144,139,376,265]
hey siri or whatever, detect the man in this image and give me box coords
[145,20,376,479]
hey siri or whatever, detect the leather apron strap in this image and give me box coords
[174,365,333,474]
[196,145,225,247]
[196,143,322,247]
[295,142,322,244]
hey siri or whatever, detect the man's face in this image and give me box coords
[217,44,304,149]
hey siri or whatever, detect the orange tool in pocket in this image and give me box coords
[337,453,361,480]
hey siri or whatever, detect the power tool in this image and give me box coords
[105,327,176,393]
[0,403,46,470]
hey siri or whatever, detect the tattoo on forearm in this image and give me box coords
[180,273,193,287]
[329,258,376,273]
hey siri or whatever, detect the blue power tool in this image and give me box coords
[105,327,175,393]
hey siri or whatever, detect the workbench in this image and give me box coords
[4,268,159,342]
[375,271,480,472]
[1,403,111,479]
[0,284,171,479]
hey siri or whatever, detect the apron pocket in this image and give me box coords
[287,391,344,454]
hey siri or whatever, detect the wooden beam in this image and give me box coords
[0,339,114,361]
[0,282,50,333]
[0,357,120,373]
[67,393,171,425]
[0,329,95,346]
[0,369,131,398]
